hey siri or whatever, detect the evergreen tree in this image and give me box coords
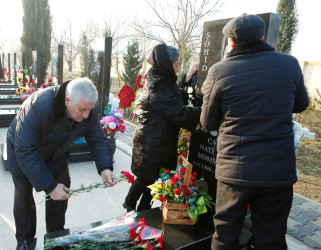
[20,0,52,69]
[276,0,299,54]
[80,34,89,77]
[121,41,143,89]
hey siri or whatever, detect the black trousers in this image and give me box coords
[12,167,71,244]
[124,177,153,212]
[212,181,293,250]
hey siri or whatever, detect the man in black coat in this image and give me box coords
[7,78,116,250]
[200,14,309,249]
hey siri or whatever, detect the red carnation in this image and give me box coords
[164,170,170,174]
[175,188,181,195]
[157,235,164,249]
[184,190,191,196]
[179,168,185,174]
[182,151,187,158]
[180,184,187,190]
[171,176,178,182]
[118,85,136,108]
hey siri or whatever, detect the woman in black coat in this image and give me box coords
[124,44,201,212]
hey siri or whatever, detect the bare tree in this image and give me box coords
[53,19,100,76]
[132,0,222,75]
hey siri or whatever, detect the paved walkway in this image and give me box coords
[116,120,321,249]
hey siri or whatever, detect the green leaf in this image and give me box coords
[196,196,207,215]
[159,167,167,177]
[162,190,169,197]
[187,206,199,223]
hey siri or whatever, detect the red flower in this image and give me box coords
[174,188,181,195]
[146,243,153,250]
[181,151,187,158]
[137,234,145,245]
[118,85,136,108]
[120,171,135,184]
[157,235,164,249]
[163,197,168,202]
[128,228,137,241]
[184,190,191,196]
[171,176,178,183]
[158,194,163,201]
[164,170,170,174]
[192,171,197,177]
[179,168,185,174]
[247,204,250,210]
[120,125,126,133]
[138,218,146,228]
[180,184,187,190]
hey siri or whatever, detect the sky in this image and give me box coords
[1,0,320,61]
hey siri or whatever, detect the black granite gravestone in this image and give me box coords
[188,13,281,201]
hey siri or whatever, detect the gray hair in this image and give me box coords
[65,78,98,105]
[166,46,179,63]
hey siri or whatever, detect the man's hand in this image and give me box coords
[49,183,71,201]
[101,169,117,188]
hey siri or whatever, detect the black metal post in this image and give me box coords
[14,53,17,84]
[8,53,11,82]
[58,45,63,84]
[22,52,26,86]
[101,37,113,119]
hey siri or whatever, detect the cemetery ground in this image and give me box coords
[294,110,321,203]
[110,79,321,204]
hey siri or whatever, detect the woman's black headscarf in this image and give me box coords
[147,43,178,82]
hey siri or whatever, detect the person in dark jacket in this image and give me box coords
[7,78,116,250]
[200,14,309,250]
[123,44,201,212]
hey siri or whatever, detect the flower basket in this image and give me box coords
[162,201,195,225]
[162,154,195,225]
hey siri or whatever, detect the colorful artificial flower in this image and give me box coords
[100,93,126,138]
[148,160,213,223]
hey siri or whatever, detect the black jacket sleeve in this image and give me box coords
[292,62,309,113]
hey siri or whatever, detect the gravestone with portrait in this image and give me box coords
[188,13,281,202]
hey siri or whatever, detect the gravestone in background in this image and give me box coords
[188,13,281,201]
[0,54,3,79]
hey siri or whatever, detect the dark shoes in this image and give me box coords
[16,238,37,250]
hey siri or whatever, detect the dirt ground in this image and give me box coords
[293,110,321,203]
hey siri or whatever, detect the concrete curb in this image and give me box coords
[115,139,132,157]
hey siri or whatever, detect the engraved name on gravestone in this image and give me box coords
[188,13,281,199]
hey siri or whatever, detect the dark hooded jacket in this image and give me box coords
[200,40,309,187]
[6,81,113,194]
[131,44,201,184]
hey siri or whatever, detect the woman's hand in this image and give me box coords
[185,64,199,82]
